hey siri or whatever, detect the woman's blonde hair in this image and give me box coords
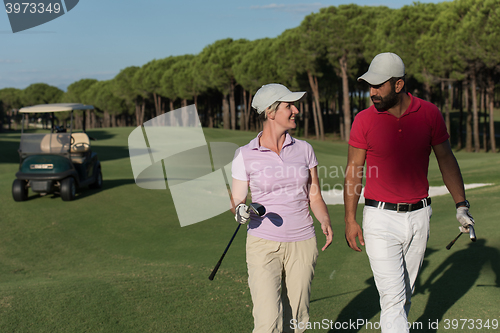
[258,101,281,122]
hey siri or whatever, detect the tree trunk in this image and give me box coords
[443,80,451,135]
[141,100,146,125]
[103,111,109,128]
[314,76,325,140]
[153,93,160,117]
[135,102,140,127]
[230,79,236,130]
[422,68,432,101]
[86,110,91,130]
[447,81,453,135]
[310,97,320,140]
[222,95,230,130]
[6,110,10,130]
[482,89,487,152]
[440,80,445,113]
[339,113,345,142]
[329,99,337,134]
[207,106,214,128]
[304,101,309,138]
[241,89,247,131]
[181,99,188,125]
[135,100,146,127]
[245,90,253,131]
[153,92,158,116]
[464,80,473,152]
[487,73,496,153]
[357,88,362,115]
[457,81,463,150]
[471,71,480,152]
[91,110,97,128]
[340,53,351,142]
[306,70,322,140]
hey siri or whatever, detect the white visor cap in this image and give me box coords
[358,52,405,85]
[251,83,306,114]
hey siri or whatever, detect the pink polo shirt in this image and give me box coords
[232,132,318,242]
[349,94,449,203]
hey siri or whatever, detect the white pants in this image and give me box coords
[363,205,432,333]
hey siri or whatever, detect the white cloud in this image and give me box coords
[250,3,325,13]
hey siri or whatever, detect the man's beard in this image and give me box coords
[371,88,399,111]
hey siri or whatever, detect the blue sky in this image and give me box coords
[0,0,448,91]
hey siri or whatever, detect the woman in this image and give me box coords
[231,83,333,333]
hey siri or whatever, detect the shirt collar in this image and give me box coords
[249,131,295,151]
[371,93,421,116]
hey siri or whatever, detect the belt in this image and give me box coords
[365,198,431,213]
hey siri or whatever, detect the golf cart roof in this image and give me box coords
[19,103,94,113]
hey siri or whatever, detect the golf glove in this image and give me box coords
[235,204,250,224]
[456,206,475,233]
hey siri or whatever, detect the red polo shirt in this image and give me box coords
[349,94,449,203]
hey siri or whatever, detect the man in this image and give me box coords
[343,52,475,333]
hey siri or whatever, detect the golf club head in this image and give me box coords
[248,203,266,216]
[469,225,476,242]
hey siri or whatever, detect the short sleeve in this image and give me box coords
[305,142,318,169]
[348,113,368,150]
[430,106,450,146]
[231,147,248,181]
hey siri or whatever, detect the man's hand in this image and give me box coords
[456,206,475,233]
[235,203,250,224]
[345,220,364,252]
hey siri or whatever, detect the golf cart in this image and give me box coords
[12,103,103,201]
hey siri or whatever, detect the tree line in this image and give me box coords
[1,0,499,152]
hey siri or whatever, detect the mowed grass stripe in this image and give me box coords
[1,127,499,332]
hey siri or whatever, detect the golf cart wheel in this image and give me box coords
[12,179,28,202]
[89,168,103,189]
[61,177,76,201]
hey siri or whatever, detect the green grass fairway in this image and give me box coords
[1,127,499,332]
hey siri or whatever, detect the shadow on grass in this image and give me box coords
[415,239,500,332]
[327,248,438,333]
[310,288,367,304]
[326,277,380,333]
[1,138,23,164]
[17,178,136,202]
[75,178,136,200]
[327,241,500,333]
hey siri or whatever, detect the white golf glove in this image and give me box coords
[456,206,475,233]
[235,203,250,224]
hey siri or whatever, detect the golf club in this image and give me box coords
[446,232,462,250]
[469,225,476,242]
[446,224,477,250]
[208,203,266,281]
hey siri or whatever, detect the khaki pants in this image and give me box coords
[246,234,318,333]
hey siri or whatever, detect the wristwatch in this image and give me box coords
[455,200,470,209]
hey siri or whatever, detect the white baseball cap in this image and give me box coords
[357,52,405,85]
[251,83,306,114]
